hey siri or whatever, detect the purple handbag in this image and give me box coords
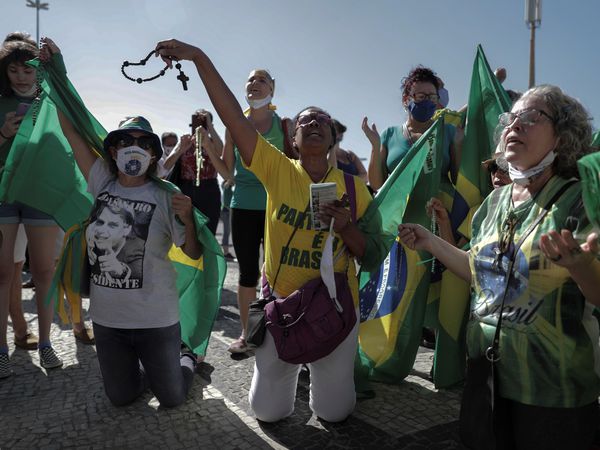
[264,272,356,364]
[263,172,358,364]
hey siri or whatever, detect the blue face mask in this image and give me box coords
[407,99,436,122]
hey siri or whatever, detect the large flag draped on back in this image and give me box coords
[16,55,226,356]
[431,45,512,387]
[356,119,444,390]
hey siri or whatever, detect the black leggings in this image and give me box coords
[178,179,221,235]
[231,208,265,287]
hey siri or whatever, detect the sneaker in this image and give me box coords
[228,337,248,354]
[224,253,236,261]
[39,346,63,369]
[0,353,12,379]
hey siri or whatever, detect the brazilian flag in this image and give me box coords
[2,55,225,356]
[356,119,444,390]
[430,45,512,388]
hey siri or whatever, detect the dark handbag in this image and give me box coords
[246,297,270,347]
[458,180,576,450]
[265,272,356,364]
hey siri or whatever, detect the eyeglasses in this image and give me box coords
[411,92,440,103]
[113,133,155,151]
[296,111,332,127]
[498,108,555,128]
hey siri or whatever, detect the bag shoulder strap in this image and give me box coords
[343,171,357,223]
[489,179,577,359]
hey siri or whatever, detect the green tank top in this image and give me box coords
[231,113,285,210]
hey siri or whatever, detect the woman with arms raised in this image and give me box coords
[155,39,384,422]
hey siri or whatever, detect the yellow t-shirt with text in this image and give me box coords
[246,135,373,302]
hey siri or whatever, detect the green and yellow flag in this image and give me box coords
[430,45,512,388]
[356,119,444,391]
[11,55,225,356]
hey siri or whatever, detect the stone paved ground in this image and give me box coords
[1,245,467,449]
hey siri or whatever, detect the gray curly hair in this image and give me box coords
[522,85,593,179]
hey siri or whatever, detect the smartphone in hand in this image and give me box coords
[15,103,31,117]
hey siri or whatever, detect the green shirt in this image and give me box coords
[231,113,285,210]
[468,176,600,407]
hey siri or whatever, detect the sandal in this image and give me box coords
[73,327,95,345]
[14,332,39,350]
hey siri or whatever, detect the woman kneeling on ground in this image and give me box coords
[59,114,201,408]
[155,39,385,422]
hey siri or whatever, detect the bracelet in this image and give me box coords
[0,128,10,140]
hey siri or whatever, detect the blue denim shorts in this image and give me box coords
[0,202,56,226]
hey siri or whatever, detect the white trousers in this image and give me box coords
[249,316,359,423]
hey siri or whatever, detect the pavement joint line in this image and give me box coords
[204,384,286,450]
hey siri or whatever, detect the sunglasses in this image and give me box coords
[498,108,555,128]
[112,133,156,151]
[296,111,332,127]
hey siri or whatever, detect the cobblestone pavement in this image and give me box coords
[1,257,467,449]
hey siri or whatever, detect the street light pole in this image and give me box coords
[25,0,49,46]
[525,0,541,88]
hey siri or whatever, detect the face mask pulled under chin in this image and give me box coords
[508,150,556,186]
[245,94,272,110]
[115,146,153,177]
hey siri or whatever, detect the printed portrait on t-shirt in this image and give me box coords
[85,192,156,289]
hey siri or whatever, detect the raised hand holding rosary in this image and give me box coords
[121,49,189,90]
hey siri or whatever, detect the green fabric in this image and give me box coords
[433,44,512,388]
[0,54,94,230]
[231,113,284,210]
[577,151,600,230]
[592,131,600,148]
[34,54,225,355]
[356,119,444,390]
[468,176,600,407]
[451,44,511,218]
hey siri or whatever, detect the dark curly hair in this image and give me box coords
[0,32,38,97]
[401,66,440,104]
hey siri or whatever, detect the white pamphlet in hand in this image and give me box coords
[310,182,337,231]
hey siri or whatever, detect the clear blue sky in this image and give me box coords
[2,0,599,163]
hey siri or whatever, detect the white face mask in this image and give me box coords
[508,150,556,186]
[115,146,153,177]
[11,84,37,98]
[163,145,175,156]
[245,94,272,110]
[320,219,344,312]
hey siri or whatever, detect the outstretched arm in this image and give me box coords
[155,40,257,166]
[57,110,98,181]
[399,223,471,282]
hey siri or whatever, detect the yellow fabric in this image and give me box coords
[245,135,373,303]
